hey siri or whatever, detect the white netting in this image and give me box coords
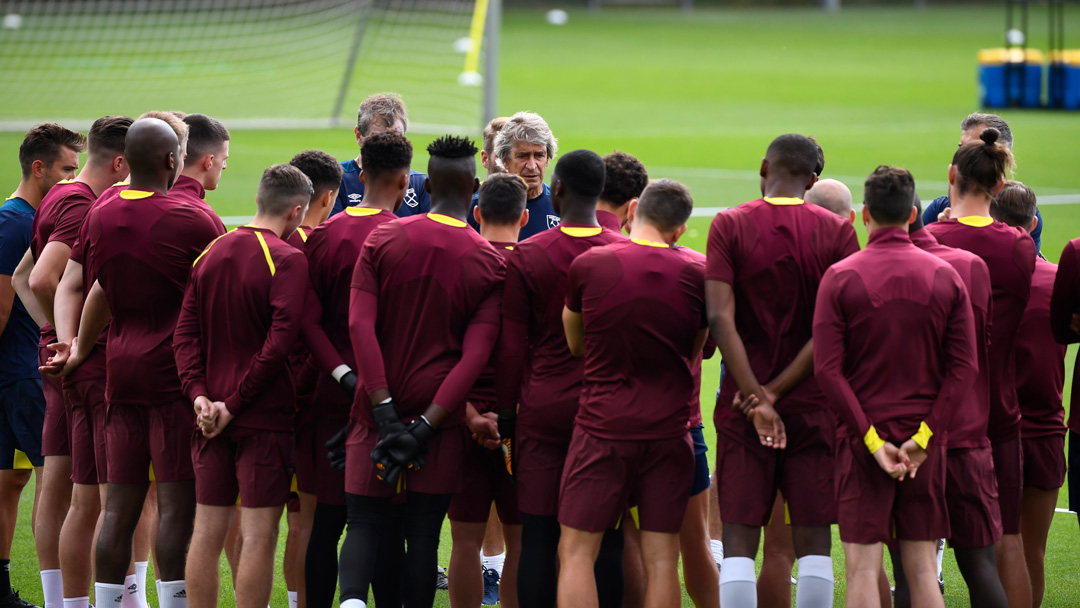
[0,0,485,132]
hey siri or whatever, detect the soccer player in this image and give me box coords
[494,149,624,608]
[338,135,503,608]
[815,166,976,608]
[925,126,1034,608]
[900,196,1006,608]
[331,93,430,218]
[285,148,343,608]
[558,178,707,608]
[922,113,1044,254]
[706,134,859,608]
[989,182,1065,608]
[170,113,229,233]
[468,112,560,239]
[804,178,856,225]
[0,123,82,608]
[57,117,224,608]
[21,116,132,608]
[1050,235,1080,536]
[595,151,648,234]
[448,173,529,608]
[302,132,413,608]
[481,117,509,177]
[174,163,312,608]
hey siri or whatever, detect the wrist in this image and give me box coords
[863,425,886,454]
[331,364,352,382]
[911,421,933,450]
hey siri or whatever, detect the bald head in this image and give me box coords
[125,118,182,188]
[805,179,854,223]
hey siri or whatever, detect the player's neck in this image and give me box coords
[629,223,674,246]
[180,168,207,189]
[77,163,118,198]
[480,224,519,244]
[359,188,399,213]
[429,198,470,222]
[12,179,43,209]
[127,174,170,196]
[558,200,599,226]
[596,200,627,223]
[762,178,807,200]
[249,213,290,239]
[949,192,991,219]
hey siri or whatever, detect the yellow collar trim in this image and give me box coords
[560,226,603,237]
[112,180,129,187]
[428,213,467,227]
[631,237,669,248]
[296,226,308,242]
[193,233,227,267]
[120,189,154,200]
[764,197,804,206]
[253,231,276,276]
[345,207,384,217]
[504,245,515,251]
[957,216,994,228]
[57,179,75,185]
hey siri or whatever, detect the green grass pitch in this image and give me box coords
[2,4,1080,606]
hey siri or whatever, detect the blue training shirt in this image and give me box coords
[0,197,40,387]
[330,159,430,218]
[923,195,1043,254]
[468,182,560,241]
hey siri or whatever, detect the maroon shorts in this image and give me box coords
[345,421,466,497]
[991,432,1023,535]
[517,436,570,517]
[65,380,108,484]
[559,428,693,534]
[292,408,322,497]
[945,446,1003,549]
[105,398,195,484]
[192,428,293,508]
[835,436,949,544]
[1022,434,1066,492]
[714,409,836,527]
[39,346,70,457]
[448,437,521,525]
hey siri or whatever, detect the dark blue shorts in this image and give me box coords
[690,424,710,496]
[0,378,46,469]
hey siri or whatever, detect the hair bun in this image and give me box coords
[980,127,1000,145]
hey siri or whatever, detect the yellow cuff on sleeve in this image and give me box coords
[863,426,886,454]
[911,421,933,450]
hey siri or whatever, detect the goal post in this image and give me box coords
[0,0,494,134]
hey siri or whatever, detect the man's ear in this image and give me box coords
[672,223,687,243]
[203,154,214,171]
[759,158,768,178]
[473,177,480,194]
[399,171,409,191]
[473,205,482,225]
[289,204,303,223]
[947,164,957,186]
[848,209,856,225]
[31,159,46,178]
[520,208,530,228]
[354,127,364,147]
[480,150,489,171]
[992,177,1005,196]
[626,199,639,226]
[1030,214,1039,234]
[321,189,336,210]
[908,205,918,225]
[804,173,819,193]
[359,168,366,186]
[862,206,871,225]
[423,176,431,194]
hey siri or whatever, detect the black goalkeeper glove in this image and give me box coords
[339,371,358,397]
[497,415,516,483]
[372,398,407,441]
[325,424,350,470]
[371,416,435,486]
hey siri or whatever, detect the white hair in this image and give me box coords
[493,111,557,164]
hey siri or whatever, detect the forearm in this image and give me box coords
[430,321,501,425]
[52,261,84,343]
[300,305,346,374]
[494,319,528,417]
[764,339,813,398]
[75,281,110,351]
[13,250,46,327]
[349,288,388,400]
[709,314,763,399]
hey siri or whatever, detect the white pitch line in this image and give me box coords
[1056,508,1076,514]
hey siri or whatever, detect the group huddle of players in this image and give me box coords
[0,93,1076,608]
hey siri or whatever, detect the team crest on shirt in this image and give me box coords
[404,188,418,208]
[348,193,362,202]
[547,215,561,229]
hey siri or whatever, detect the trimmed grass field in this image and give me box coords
[3,4,1080,606]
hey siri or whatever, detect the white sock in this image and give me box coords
[794,555,834,608]
[62,597,91,608]
[120,574,139,608]
[158,580,187,608]
[340,600,366,608]
[719,557,756,607]
[288,590,298,608]
[96,583,126,607]
[481,551,506,575]
[710,539,725,563]
[155,579,162,605]
[41,569,63,608]
[936,539,945,578]
[135,562,149,608]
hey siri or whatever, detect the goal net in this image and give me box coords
[0,0,492,133]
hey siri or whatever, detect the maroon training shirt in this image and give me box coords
[566,239,707,440]
[1016,257,1066,439]
[307,207,399,414]
[706,197,860,423]
[927,217,1036,440]
[1051,238,1080,432]
[350,213,505,427]
[910,227,993,449]
[174,226,308,431]
[596,210,622,233]
[171,175,227,234]
[81,189,224,404]
[467,241,515,411]
[30,180,97,346]
[495,224,625,442]
[676,245,711,427]
[814,228,977,444]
